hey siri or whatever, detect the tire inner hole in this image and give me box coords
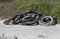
[43,18,51,23]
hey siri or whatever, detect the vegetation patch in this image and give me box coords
[0,4,4,12]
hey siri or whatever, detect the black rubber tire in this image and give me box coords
[20,14,40,25]
[39,16,57,26]
[3,19,13,25]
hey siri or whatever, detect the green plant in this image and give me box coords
[0,4,4,11]
[51,6,60,23]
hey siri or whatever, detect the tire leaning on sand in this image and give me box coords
[39,16,57,26]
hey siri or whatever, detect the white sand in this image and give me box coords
[0,20,60,39]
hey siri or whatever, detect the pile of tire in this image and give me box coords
[3,11,57,26]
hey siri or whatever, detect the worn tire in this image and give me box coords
[39,16,57,26]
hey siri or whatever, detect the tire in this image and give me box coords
[20,13,40,25]
[3,20,13,25]
[39,16,57,26]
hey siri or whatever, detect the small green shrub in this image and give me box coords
[15,0,49,12]
[51,6,60,23]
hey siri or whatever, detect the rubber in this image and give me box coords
[39,16,57,26]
